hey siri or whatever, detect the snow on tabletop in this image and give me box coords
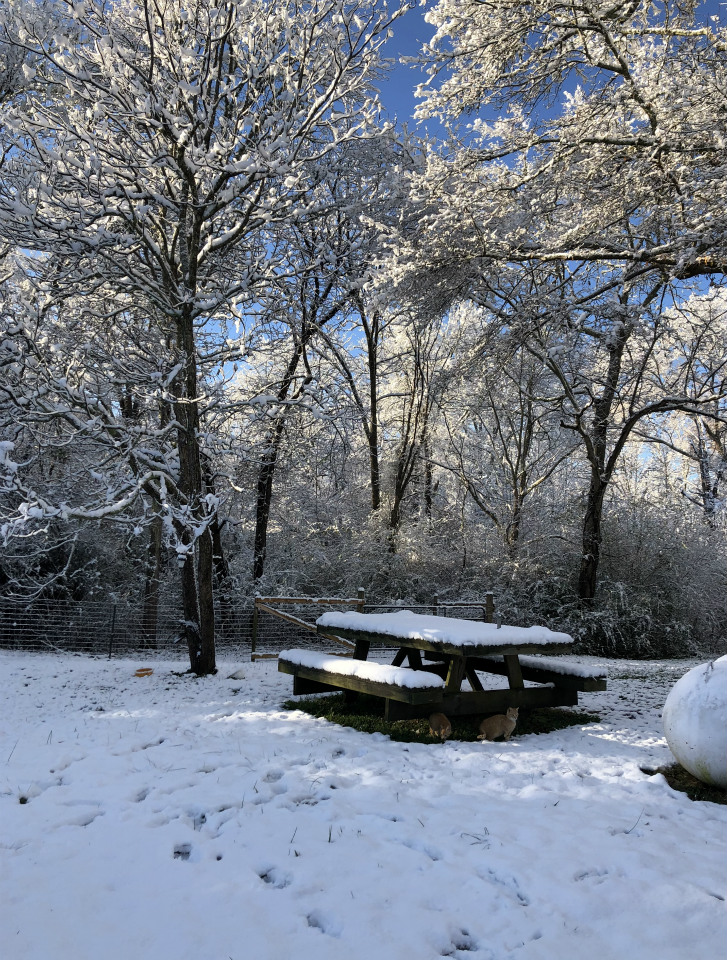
[317,609,573,648]
[1,653,725,960]
[279,648,444,689]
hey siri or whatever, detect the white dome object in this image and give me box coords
[662,657,727,790]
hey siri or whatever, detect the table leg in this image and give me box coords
[407,648,423,670]
[345,639,371,702]
[353,639,370,661]
[503,654,525,689]
[465,664,484,692]
[391,646,423,669]
[445,656,466,693]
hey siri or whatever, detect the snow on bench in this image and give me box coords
[279,648,445,688]
[516,656,607,679]
[278,648,445,704]
[463,653,608,692]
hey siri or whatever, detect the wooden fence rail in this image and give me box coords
[251,589,366,658]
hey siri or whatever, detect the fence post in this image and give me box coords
[357,587,365,612]
[433,593,439,617]
[484,592,494,624]
[107,604,117,659]
[251,597,259,657]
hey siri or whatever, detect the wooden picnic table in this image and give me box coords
[279,610,606,721]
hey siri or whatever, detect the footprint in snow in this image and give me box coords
[59,805,104,828]
[285,794,323,807]
[173,842,192,861]
[323,775,357,790]
[188,809,207,831]
[262,768,285,783]
[119,737,166,755]
[49,755,80,774]
[440,926,480,956]
[478,867,530,906]
[401,837,443,861]
[574,866,611,884]
[305,910,341,938]
[258,866,292,889]
[17,778,64,799]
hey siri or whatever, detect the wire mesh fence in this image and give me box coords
[0,595,496,659]
[0,597,250,659]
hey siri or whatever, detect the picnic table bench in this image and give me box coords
[279,610,607,721]
[278,649,446,705]
[458,653,607,693]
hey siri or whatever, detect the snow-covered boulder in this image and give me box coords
[662,657,727,789]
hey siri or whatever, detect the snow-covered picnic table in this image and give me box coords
[278,610,606,721]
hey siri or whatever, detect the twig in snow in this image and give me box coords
[460,828,490,847]
[625,808,645,834]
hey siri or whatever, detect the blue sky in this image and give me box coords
[377,3,436,129]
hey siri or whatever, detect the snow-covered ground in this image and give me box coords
[1,651,725,960]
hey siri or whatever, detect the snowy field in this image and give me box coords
[1,651,725,960]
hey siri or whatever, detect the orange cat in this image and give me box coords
[478,707,518,742]
[429,712,452,742]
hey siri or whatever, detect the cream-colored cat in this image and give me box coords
[429,712,452,742]
[478,707,518,742]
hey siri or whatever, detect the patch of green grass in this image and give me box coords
[282,693,600,744]
[641,763,727,805]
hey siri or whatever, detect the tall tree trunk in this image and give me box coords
[387,347,427,539]
[368,420,381,511]
[178,526,215,675]
[253,420,286,581]
[388,438,418,536]
[578,470,607,601]
[365,310,381,512]
[316,299,382,513]
[252,338,313,581]
[575,319,629,602]
[505,392,534,555]
[505,487,523,554]
[195,525,215,670]
[421,407,434,521]
[175,304,216,674]
[210,513,235,640]
[424,453,434,519]
[201,456,233,639]
[693,420,720,527]
[141,514,162,648]
[388,489,403,533]
[171,176,216,674]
